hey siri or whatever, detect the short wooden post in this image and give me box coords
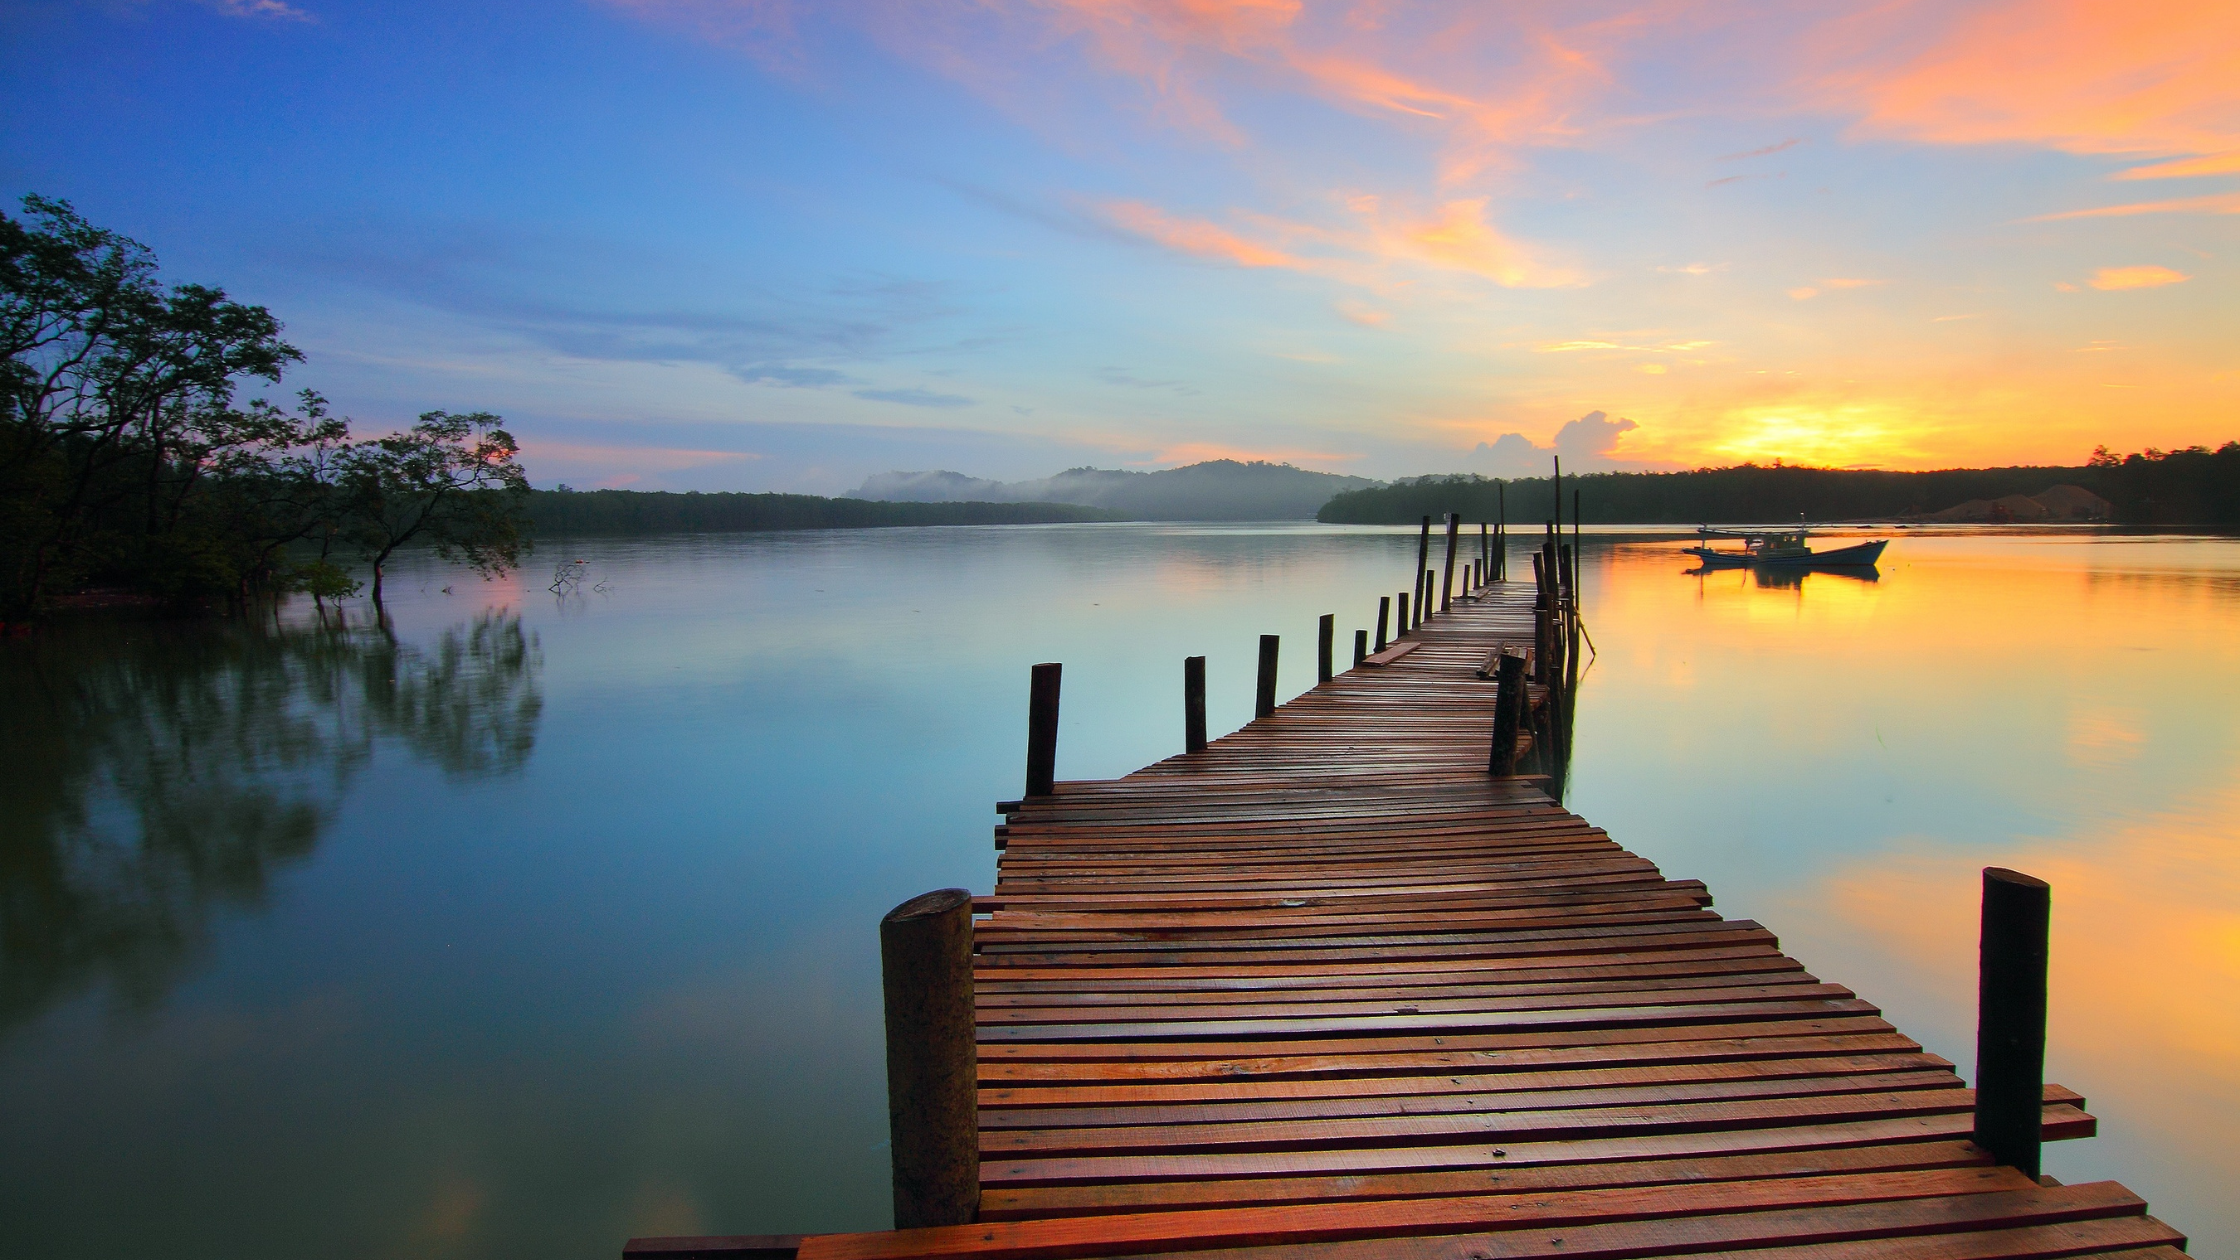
[880,889,979,1228]
[1421,569,1435,623]
[1317,614,1334,683]
[1487,652,1525,775]
[1397,592,1409,636]
[1025,662,1061,797]
[1974,867,2050,1178]
[1183,655,1207,753]
[1353,628,1367,666]
[1255,635,1279,720]
[1440,513,1460,612]
[1375,596,1391,651]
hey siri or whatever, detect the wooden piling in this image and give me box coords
[1396,592,1409,637]
[1352,628,1367,666]
[1413,516,1432,624]
[1439,513,1460,612]
[1182,656,1206,754]
[1025,663,1061,798]
[1375,596,1390,651]
[1255,634,1279,720]
[878,888,979,1229]
[1422,568,1435,624]
[1486,650,1526,775]
[1975,867,2051,1178]
[1317,614,1335,683]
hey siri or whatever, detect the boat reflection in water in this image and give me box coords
[1713,564,1884,589]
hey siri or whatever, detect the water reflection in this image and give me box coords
[0,611,542,1030]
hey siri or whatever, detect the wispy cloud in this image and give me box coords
[2026,192,2240,220]
[2089,266,2190,290]
[853,387,975,407]
[1717,137,1803,161]
[734,363,855,388]
[2112,152,2240,180]
[203,0,313,20]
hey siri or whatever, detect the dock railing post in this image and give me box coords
[1397,592,1409,637]
[1025,662,1061,797]
[1414,515,1432,622]
[1183,655,1207,753]
[1375,596,1391,651]
[1353,628,1367,667]
[1422,568,1435,623]
[1255,634,1279,720]
[1317,614,1334,683]
[879,888,979,1228]
[1487,651,1526,775]
[1974,867,2050,1179]
[1440,513,1460,612]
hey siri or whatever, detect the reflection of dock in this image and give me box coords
[634,572,2189,1260]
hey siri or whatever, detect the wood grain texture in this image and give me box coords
[780,584,2177,1260]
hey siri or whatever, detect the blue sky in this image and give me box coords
[4,0,2234,490]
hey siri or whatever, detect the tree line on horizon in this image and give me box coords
[1315,448,2240,527]
[1,195,530,619]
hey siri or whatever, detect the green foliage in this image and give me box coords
[1317,455,2240,526]
[0,195,529,616]
[526,489,1125,534]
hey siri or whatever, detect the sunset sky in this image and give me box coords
[3,0,2235,490]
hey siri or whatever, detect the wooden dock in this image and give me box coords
[646,577,2192,1260]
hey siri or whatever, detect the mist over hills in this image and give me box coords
[850,460,1380,520]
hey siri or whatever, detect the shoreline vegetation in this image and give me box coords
[1317,449,2240,527]
[528,489,1121,535]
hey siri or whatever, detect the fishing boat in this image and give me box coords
[1683,525,1889,569]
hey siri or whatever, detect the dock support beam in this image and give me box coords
[879,889,979,1229]
[1318,614,1335,683]
[1025,662,1061,797]
[1487,651,1526,775]
[1183,656,1207,753]
[1974,867,2050,1179]
[1255,635,1279,720]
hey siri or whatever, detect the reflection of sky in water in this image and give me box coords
[0,524,2232,1259]
[1568,530,2240,1256]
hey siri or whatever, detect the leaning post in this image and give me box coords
[879,888,979,1228]
[1255,634,1280,720]
[1183,655,1207,753]
[1486,651,1526,775]
[1317,614,1335,683]
[1025,662,1061,797]
[1974,867,2051,1178]
[1440,513,1460,611]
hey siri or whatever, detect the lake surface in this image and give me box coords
[3,523,2234,1260]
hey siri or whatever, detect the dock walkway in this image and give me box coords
[798,585,2190,1260]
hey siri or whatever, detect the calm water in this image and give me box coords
[2,524,2233,1259]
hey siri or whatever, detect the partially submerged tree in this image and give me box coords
[339,410,529,604]
[0,195,532,616]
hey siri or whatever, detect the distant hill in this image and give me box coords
[852,459,1380,520]
[526,489,1123,535]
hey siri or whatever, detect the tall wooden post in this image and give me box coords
[1440,513,1460,612]
[1255,634,1280,719]
[1421,569,1434,623]
[1353,628,1367,666]
[1025,663,1061,797]
[1487,652,1526,775]
[1025,663,1057,789]
[1496,484,1507,581]
[880,889,979,1228]
[1974,867,2050,1178]
[1552,456,1562,537]
[1396,592,1409,637]
[1183,655,1207,753]
[1375,596,1391,651]
[1317,614,1335,683]
[1413,516,1432,623]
